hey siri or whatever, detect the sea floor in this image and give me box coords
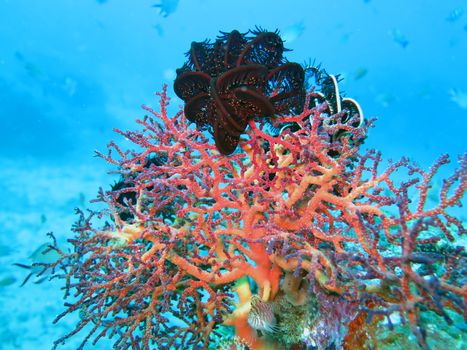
[0,157,114,349]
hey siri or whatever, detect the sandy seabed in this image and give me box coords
[0,158,114,349]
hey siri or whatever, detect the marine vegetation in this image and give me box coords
[37,29,465,350]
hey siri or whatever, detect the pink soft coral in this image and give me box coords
[41,85,466,350]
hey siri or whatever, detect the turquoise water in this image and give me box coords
[0,0,465,349]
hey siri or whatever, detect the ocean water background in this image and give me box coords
[0,0,465,349]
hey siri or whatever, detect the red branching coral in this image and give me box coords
[44,85,465,350]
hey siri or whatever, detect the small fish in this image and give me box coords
[446,7,464,23]
[14,51,44,79]
[0,275,16,287]
[390,28,409,48]
[426,181,440,203]
[24,62,43,79]
[247,295,278,334]
[14,241,63,286]
[152,0,179,17]
[449,88,467,109]
[353,67,368,80]
[281,21,306,44]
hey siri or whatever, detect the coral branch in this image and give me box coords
[43,85,465,350]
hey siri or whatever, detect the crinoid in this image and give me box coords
[174,28,305,154]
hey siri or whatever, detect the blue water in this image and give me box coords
[0,0,465,349]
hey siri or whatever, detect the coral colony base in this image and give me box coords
[35,30,465,350]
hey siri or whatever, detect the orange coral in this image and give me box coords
[44,86,465,350]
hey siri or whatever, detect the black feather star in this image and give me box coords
[174,28,306,155]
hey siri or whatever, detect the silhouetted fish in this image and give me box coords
[282,21,306,44]
[353,67,368,80]
[14,242,62,286]
[14,51,44,79]
[446,7,464,22]
[0,275,17,287]
[152,0,179,17]
[390,28,409,48]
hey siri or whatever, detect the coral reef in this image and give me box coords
[39,78,465,349]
